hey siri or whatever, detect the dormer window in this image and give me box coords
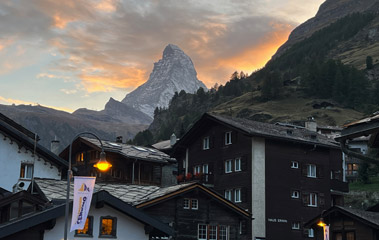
[20,163,33,179]
[203,137,210,150]
[225,131,232,145]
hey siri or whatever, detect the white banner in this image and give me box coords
[323,225,329,240]
[70,176,96,232]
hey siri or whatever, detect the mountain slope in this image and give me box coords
[122,44,207,118]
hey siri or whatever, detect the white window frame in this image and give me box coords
[291,161,299,169]
[225,189,232,201]
[307,164,317,178]
[308,228,315,237]
[235,158,241,172]
[183,198,190,209]
[203,137,210,150]
[219,225,229,240]
[209,225,217,240]
[234,188,241,203]
[291,190,299,199]
[191,199,198,210]
[291,222,300,230]
[20,163,34,179]
[225,160,232,173]
[202,164,208,174]
[198,224,207,240]
[309,193,318,207]
[225,131,232,145]
[194,165,201,175]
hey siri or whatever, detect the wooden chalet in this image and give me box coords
[172,113,348,240]
[59,137,177,186]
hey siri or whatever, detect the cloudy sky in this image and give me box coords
[0,0,324,112]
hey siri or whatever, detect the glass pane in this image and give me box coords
[22,201,34,216]
[101,218,113,235]
[346,232,355,240]
[77,217,90,235]
[26,165,33,178]
[335,233,343,240]
[209,225,217,240]
[10,202,19,220]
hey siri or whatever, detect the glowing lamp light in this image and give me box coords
[94,151,112,172]
[317,217,326,227]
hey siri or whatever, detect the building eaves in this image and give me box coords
[0,112,40,141]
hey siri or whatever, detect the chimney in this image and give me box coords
[305,116,317,132]
[116,136,123,143]
[50,136,60,155]
[170,133,177,146]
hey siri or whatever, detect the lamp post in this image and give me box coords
[64,132,112,240]
[317,210,329,240]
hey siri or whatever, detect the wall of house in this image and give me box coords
[0,135,61,191]
[141,191,250,240]
[265,140,340,240]
[44,204,149,240]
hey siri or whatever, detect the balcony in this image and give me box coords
[331,179,349,192]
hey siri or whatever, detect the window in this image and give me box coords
[225,131,232,145]
[184,198,190,209]
[194,165,202,175]
[219,225,229,240]
[291,190,299,199]
[184,198,198,210]
[198,224,207,240]
[308,228,315,237]
[202,164,208,174]
[75,216,93,237]
[203,137,210,150]
[309,193,318,207]
[291,161,299,169]
[99,216,117,237]
[225,190,232,201]
[225,160,232,173]
[234,188,241,202]
[235,158,241,171]
[209,225,217,240]
[307,164,317,178]
[291,222,300,230]
[20,163,33,179]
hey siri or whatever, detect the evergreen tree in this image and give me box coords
[366,56,373,69]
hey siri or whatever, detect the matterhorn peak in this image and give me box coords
[121,44,207,119]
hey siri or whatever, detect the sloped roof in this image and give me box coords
[75,137,176,164]
[32,178,251,219]
[174,113,339,152]
[0,114,68,168]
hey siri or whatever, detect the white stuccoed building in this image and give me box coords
[0,113,67,192]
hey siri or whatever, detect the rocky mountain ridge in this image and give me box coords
[122,44,207,118]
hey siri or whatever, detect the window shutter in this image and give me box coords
[241,188,247,202]
[302,192,310,206]
[241,156,247,171]
[302,164,308,177]
[240,220,247,235]
[220,162,224,174]
[303,229,308,237]
[233,131,238,144]
[210,136,215,149]
[319,193,325,206]
[317,166,324,179]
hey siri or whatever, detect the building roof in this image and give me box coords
[0,112,40,141]
[305,205,379,229]
[0,190,174,238]
[62,137,176,164]
[174,113,340,153]
[32,178,251,219]
[0,114,68,169]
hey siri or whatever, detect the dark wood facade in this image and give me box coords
[173,113,348,240]
[136,183,252,240]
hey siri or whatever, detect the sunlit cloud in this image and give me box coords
[0,96,74,112]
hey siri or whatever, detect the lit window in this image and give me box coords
[309,193,318,207]
[209,225,217,240]
[235,158,241,171]
[203,137,210,150]
[225,189,232,201]
[100,216,117,237]
[191,199,198,210]
[235,189,241,203]
[291,190,299,199]
[75,216,93,237]
[183,198,190,209]
[198,224,207,240]
[225,132,232,145]
[20,163,33,179]
[291,161,299,169]
[225,160,232,173]
[307,164,317,178]
[308,228,315,237]
[219,225,229,240]
[291,222,300,230]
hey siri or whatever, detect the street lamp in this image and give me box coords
[317,210,329,240]
[64,132,112,240]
